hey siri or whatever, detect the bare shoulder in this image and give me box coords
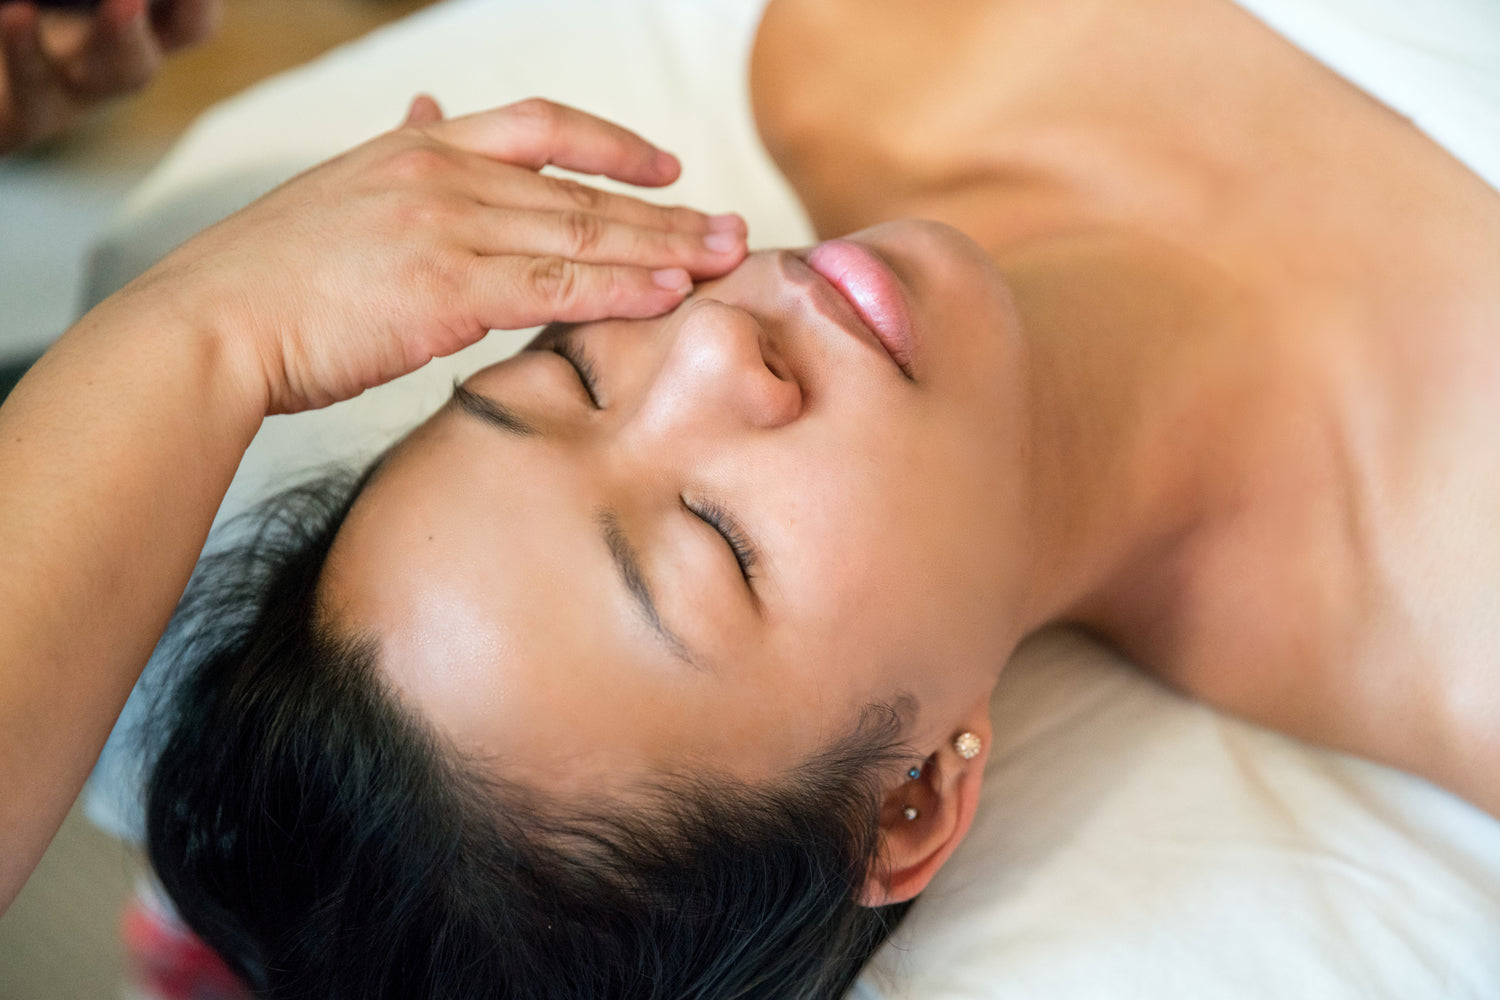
[751,0,1026,237]
[753,0,1500,817]
[1132,297,1500,819]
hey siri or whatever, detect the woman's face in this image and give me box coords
[320,220,1032,799]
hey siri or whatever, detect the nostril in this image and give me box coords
[764,353,792,382]
[757,333,794,383]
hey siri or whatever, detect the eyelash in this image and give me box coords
[550,335,601,408]
[543,335,757,586]
[687,497,758,583]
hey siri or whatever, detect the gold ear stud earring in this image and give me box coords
[953,731,982,760]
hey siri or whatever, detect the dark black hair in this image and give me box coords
[145,470,915,999]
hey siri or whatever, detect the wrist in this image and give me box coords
[112,253,277,411]
[71,265,274,442]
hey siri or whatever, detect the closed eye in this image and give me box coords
[549,333,602,408]
[684,496,758,584]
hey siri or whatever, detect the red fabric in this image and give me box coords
[120,896,253,1000]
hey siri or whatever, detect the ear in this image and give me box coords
[858,707,992,907]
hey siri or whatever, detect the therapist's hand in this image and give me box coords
[0,0,218,155]
[127,96,748,414]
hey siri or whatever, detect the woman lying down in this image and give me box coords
[2,0,1497,995]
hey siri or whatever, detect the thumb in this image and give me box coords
[401,93,444,128]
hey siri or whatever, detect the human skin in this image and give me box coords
[0,97,748,913]
[320,220,1036,902]
[0,0,219,154]
[325,0,1500,908]
[752,0,1500,815]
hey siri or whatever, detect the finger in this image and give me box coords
[400,92,443,129]
[94,0,147,32]
[149,0,218,52]
[463,207,745,280]
[71,0,158,99]
[389,130,745,238]
[0,2,68,148]
[1,3,47,99]
[512,168,746,237]
[435,97,683,188]
[430,142,745,236]
[471,256,693,329]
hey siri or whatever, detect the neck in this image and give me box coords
[1002,231,1261,643]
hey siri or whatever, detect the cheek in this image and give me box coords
[761,475,942,650]
[896,235,1023,406]
[766,425,1008,650]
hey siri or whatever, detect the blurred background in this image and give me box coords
[0,1,430,995]
[0,0,433,392]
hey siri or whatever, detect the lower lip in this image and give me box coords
[805,239,916,374]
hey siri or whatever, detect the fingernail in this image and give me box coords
[652,267,692,292]
[708,213,745,233]
[704,231,741,254]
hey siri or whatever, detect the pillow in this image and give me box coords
[858,628,1500,999]
[85,1,1500,996]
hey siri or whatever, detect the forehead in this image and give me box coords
[316,405,836,796]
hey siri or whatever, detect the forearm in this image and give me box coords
[0,96,746,913]
[0,280,264,910]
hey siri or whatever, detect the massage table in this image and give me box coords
[84,0,1500,995]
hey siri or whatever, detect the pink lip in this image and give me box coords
[804,239,916,375]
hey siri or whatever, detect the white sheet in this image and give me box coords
[1230,0,1500,192]
[85,1,1500,997]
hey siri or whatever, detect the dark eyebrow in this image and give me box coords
[597,508,706,670]
[449,382,539,437]
[449,383,703,668]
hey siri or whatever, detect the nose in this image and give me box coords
[636,298,803,435]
